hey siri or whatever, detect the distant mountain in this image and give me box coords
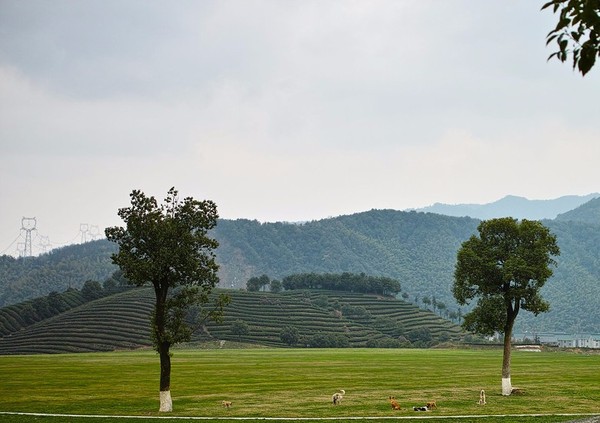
[555,197,600,224]
[213,211,600,334]
[2,206,599,334]
[415,193,600,220]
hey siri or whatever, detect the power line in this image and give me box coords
[1,233,23,255]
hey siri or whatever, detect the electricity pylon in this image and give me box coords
[20,217,37,257]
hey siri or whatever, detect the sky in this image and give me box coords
[1,1,599,257]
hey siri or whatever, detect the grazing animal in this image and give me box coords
[389,396,401,410]
[222,400,232,408]
[332,389,345,405]
[478,389,486,405]
[426,400,437,409]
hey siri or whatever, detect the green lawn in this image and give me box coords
[0,348,598,422]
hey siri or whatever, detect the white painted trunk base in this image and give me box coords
[502,377,512,396]
[159,390,172,412]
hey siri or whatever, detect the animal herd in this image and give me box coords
[332,389,439,411]
[222,389,488,412]
[331,389,488,412]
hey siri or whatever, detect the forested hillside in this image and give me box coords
[555,197,600,224]
[1,206,599,334]
[214,210,478,317]
[0,241,117,307]
[213,211,600,334]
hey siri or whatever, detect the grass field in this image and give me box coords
[0,348,598,423]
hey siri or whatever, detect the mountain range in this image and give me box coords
[1,193,599,335]
[415,193,599,220]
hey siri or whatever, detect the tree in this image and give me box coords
[81,280,103,301]
[47,291,67,313]
[406,327,433,346]
[246,274,270,292]
[270,279,282,293]
[231,319,249,342]
[453,218,559,396]
[437,301,447,316]
[105,188,228,412]
[543,0,600,76]
[280,325,300,346]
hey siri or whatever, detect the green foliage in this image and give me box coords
[215,211,478,328]
[0,274,132,337]
[230,319,249,341]
[303,332,350,348]
[105,188,223,353]
[372,316,405,338]
[279,325,300,346]
[282,272,401,296]
[246,274,270,292]
[407,327,433,343]
[0,288,154,354]
[270,279,282,293]
[0,288,463,354]
[81,280,103,301]
[0,240,117,307]
[543,0,600,75]
[4,206,600,335]
[555,196,600,223]
[454,218,560,336]
[341,303,371,319]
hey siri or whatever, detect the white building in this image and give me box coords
[556,335,600,349]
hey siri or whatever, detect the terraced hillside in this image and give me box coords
[0,288,463,354]
[0,288,154,354]
[201,290,463,347]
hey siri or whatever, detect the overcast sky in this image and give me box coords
[1,1,599,256]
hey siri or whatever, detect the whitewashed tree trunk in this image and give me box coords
[159,390,173,412]
[501,318,515,396]
[502,377,512,396]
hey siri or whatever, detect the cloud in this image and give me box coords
[0,1,599,255]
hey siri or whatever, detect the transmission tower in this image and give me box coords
[80,223,89,243]
[20,217,37,257]
[38,235,51,253]
[89,225,100,240]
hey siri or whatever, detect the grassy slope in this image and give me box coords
[0,349,598,422]
[0,288,462,354]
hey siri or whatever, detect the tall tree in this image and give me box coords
[105,188,227,412]
[543,0,600,75]
[453,218,559,396]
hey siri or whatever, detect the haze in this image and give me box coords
[1,1,598,256]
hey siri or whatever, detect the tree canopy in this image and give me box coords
[282,272,401,296]
[543,0,600,75]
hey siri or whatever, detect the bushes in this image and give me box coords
[303,332,350,348]
[280,326,300,346]
[282,272,401,296]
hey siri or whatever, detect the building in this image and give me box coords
[556,334,600,349]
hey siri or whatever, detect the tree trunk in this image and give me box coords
[155,285,172,412]
[158,341,172,411]
[501,316,516,396]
